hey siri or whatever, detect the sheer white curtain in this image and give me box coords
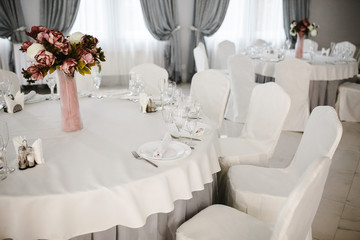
[206,0,286,67]
[0,38,11,70]
[70,0,166,77]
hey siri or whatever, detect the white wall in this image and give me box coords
[309,0,360,49]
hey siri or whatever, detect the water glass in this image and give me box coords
[45,76,56,100]
[0,79,11,108]
[184,118,198,147]
[0,121,14,175]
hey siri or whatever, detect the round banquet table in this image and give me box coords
[253,53,358,111]
[0,96,221,240]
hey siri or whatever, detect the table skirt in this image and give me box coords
[71,178,217,240]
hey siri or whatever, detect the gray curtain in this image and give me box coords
[40,0,80,35]
[0,0,28,71]
[282,0,310,48]
[188,0,230,79]
[140,0,182,83]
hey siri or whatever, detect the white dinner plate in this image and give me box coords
[137,141,191,162]
[169,122,211,138]
[25,94,49,104]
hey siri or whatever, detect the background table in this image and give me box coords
[254,53,358,111]
[0,96,220,240]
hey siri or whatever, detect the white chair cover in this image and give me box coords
[214,40,236,70]
[176,156,331,240]
[0,69,21,100]
[190,69,230,130]
[130,63,169,96]
[336,82,360,122]
[303,39,319,52]
[224,54,258,123]
[275,59,311,132]
[220,82,290,172]
[193,42,209,72]
[227,106,342,228]
[332,41,357,58]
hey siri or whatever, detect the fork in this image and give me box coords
[131,151,158,168]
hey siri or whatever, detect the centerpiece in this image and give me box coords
[290,19,319,58]
[20,26,106,132]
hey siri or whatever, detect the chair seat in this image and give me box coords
[228,165,297,225]
[337,82,360,122]
[176,204,272,240]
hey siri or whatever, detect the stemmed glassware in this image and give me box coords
[0,79,11,109]
[92,67,102,97]
[0,121,14,177]
[184,118,198,147]
[45,75,56,100]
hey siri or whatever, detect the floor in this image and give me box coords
[26,82,360,240]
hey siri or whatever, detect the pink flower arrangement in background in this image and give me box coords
[290,19,319,38]
[21,26,106,83]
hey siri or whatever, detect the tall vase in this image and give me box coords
[57,71,83,132]
[295,33,304,59]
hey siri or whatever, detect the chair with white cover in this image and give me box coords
[214,40,236,70]
[224,54,257,123]
[176,156,332,240]
[332,41,356,58]
[193,42,209,72]
[275,59,311,132]
[190,69,230,130]
[130,63,169,97]
[336,82,360,122]
[226,106,342,234]
[220,82,290,172]
[303,39,319,52]
[0,69,21,97]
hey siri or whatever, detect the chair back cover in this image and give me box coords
[193,42,209,72]
[190,69,230,130]
[0,69,21,97]
[333,41,357,58]
[241,82,291,153]
[130,63,168,96]
[272,157,331,240]
[214,40,236,69]
[224,54,257,123]
[303,39,319,52]
[289,106,342,176]
[275,59,311,131]
[337,82,360,122]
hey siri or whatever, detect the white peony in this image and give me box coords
[68,32,84,44]
[310,29,318,37]
[26,43,45,60]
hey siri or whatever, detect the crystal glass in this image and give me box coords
[172,108,186,134]
[285,39,291,50]
[0,79,11,109]
[161,105,173,130]
[184,118,198,147]
[45,76,56,100]
[0,121,14,175]
[92,68,102,97]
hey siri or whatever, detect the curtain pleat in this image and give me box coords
[40,0,80,35]
[140,0,181,83]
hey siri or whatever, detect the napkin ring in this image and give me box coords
[18,140,36,170]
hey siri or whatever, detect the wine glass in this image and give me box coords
[184,118,198,147]
[0,121,15,174]
[45,75,56,100]
[172,108,186,136]
[161,105,173,130]
[0,79,11,109]
[285,39,291,50]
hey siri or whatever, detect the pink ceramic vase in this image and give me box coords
[295,33,304,59]
[57,71,83,132]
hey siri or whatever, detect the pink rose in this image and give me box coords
[60,58,77,76]
[37,32,49,43]
[82,51,94,64]
[20,41,33,52]
[34,50,56,67]
[27,65,44,81]
[26,25,49,40]
[48,30,70,54]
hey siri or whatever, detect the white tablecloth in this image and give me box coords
[254,53,358,81]
[0,97,221,240]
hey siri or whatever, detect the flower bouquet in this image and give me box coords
[289,19,319,58]
[20,26,106,132]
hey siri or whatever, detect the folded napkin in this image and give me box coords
[153,132,172,159]
[13,136,45,169]
[4,91,24,114]
[321,48,330,56]
[24,90,36,102]
[139,93,149,113]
